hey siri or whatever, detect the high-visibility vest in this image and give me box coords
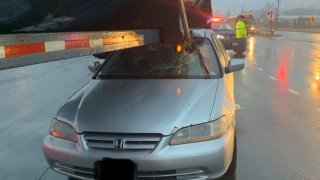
[236,21,248,39]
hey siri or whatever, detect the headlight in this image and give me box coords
[250,27,255,31]
[50,118,78,142]
[217,34,225,39]
[170,116,229,145]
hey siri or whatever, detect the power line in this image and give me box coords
[309,1,320,7]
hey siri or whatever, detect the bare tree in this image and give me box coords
[264,2,277,13]
[258,2,277,20]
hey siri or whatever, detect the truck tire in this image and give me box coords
[235,49,244,57]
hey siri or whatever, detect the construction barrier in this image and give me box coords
[256,28,274,36]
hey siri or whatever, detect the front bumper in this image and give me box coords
[43,128,235,180]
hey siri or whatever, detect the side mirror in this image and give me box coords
[88,61,102,74]
[225,59,245,74]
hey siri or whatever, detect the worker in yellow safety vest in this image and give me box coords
[236,17,248,39]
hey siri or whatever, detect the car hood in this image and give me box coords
[57,79,219,135]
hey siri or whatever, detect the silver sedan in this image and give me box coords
[43,29,244,180]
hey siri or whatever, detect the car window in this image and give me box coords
[194,38,222,76]
[97,44,217,79]
[216,38,229,64]
[212,34,228,67]
[244,18,255,25]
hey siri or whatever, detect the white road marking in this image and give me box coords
[235,104,241,110]
[287,88,300,95]
[258,68,264,71]
[269,76,277,80]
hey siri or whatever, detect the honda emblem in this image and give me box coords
[113,139,125,149]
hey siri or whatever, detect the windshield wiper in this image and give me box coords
[196,49,211,79]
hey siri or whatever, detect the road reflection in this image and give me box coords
[309,63,320,98]
[307,34,320,99]
[246,36,255,63]
[276,46,292,92]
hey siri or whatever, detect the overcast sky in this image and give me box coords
[212,0,320,14]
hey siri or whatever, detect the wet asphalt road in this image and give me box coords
[235,32,320,180]
[0,32,320,180]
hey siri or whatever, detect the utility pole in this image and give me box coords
[277,0,280,20]
[277,0,280,28]
[242,4,244,14]
[301,0,304,17]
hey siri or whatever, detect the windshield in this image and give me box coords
[244,18,255,25]
[97,42,221,79]
[212,23,234,31]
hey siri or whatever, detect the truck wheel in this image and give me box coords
[220,134,237,180]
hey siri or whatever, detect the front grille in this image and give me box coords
[83,132,162,152]
[52,161,207,180]
[138,168,208,180]
[52,162,95,180]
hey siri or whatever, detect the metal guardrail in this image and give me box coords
[0,29,160,70]
[276,28,320,33]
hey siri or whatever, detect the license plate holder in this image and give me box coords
[95,158,137,180]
